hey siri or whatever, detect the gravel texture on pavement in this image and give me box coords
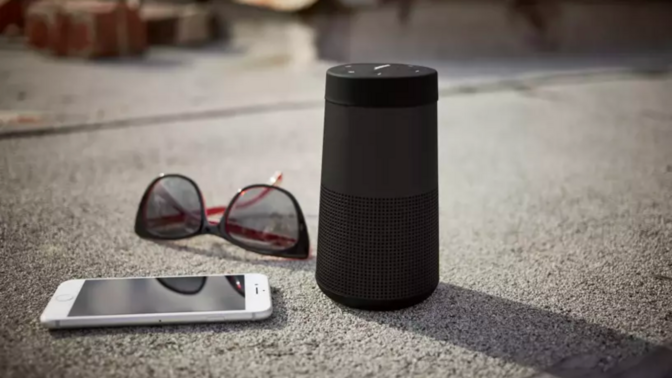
[1,69,672,377]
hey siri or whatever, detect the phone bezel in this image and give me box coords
[40,273,272,329]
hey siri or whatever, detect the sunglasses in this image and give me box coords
[135,172,310,259]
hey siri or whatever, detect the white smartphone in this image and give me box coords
[40,273,272,329]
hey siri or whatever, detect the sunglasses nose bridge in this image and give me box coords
[203,223,219,235]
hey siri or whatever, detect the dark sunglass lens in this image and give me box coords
[143,177,203,238]
[225,187,299,251]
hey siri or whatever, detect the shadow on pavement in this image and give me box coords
[153,240,316,272]
[0,100,322,140]
[49,288,289,338]
[347,282,671,378]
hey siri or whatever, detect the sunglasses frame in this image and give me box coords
[135,174,310,259]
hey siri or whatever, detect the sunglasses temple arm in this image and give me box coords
[153,171,282,220]
[206,220,295,245]
[224,222,297,245]
[206,206,226,216]
[229,171,283,210]
[201,172,283,216]
[147,172,290,244]
[147,215,294,245]
[153,171,283,217]
[269,171,283,186]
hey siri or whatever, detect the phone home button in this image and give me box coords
[55,294,74,302]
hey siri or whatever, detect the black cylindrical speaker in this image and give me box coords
[316,63,439,311]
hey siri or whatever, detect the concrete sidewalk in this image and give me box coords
[2,0,672,137]
[1,50,671,377]
[2,43,671,138]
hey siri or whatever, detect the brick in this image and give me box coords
[25,0,146,58]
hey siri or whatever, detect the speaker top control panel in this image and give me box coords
[325,63,438,108]
[327,63,435,78]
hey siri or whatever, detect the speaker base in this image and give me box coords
[317,282,437,311]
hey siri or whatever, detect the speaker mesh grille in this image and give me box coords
[316,186,439,301]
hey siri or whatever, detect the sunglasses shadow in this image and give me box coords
[151,240,316,273]
[49,288,289,338]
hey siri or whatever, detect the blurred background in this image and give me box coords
[1,0,671,134]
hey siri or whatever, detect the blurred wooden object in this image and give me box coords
[25,0,146,58]
[141,3,218,46]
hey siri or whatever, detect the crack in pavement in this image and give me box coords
[0,65,669,140]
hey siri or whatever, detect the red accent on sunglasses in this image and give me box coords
[203,172,283,218]
[146,172,296,246]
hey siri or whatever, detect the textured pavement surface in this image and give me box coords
[1,48,672,377]
[3,42,671,136]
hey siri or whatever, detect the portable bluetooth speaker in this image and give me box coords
[316,63,439,310]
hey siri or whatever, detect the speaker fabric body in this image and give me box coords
[316,63,440,310]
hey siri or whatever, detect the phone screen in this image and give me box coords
[68,275,246,317]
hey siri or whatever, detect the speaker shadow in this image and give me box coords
[344,282,670,377]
